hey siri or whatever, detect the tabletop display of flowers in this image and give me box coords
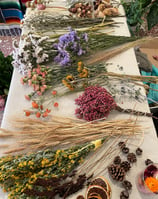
[2,2,158,198]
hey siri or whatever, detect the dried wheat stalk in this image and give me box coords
[0,116,142,154]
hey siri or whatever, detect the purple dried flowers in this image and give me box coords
[53,28,88,66]
[75,85,116,121]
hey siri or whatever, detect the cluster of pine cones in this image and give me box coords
[108,142,143,199]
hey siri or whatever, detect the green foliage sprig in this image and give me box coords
[0,51,13,96]
[121,0,158,33]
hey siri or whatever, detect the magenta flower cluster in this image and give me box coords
[75,85,116,121]
[53,28,88,66]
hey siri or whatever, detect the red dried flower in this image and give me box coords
[75,85,116,121]
[36,112,41,118]
[54,102,59,108]
[52,90,57,96]
[24,110,31,117]
[32,101,39,109]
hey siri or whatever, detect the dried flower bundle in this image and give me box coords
[53,28,88,66]
[12,34,57,75]
[22,13,114,33]
[75,85,116,121]
[0,116,141,154]
[75,85,152,121]
[0,139,104,199]
[13,30,138,74]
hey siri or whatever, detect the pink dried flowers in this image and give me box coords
[21,65,52,99]
[21,65,58,118]
[75,85,116,121]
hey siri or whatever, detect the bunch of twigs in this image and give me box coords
[0,116,141,154]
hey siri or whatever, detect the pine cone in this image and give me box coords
[120,190,129,199]
[136,147,143,156]
[127,153,137,163]
[145,158,153,166]
[118,141,126,149]
[122,147,129,154]
[120,161,131,172]
[108,164,125,182]
[113,156,121,165]
[122,180,132,190]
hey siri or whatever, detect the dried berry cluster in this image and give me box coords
[69,2,93,18]
[108,142,143,199]
[75,85,116,121]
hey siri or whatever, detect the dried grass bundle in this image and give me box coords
[105,72,158,84]
[85,37,155,65]
[0,116,142,154]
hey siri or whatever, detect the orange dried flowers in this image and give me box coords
[145,177,158,193]
[32,101,39,109]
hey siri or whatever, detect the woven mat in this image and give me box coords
[0,36,20,57]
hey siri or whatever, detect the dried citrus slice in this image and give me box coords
[90,176,111,198]
[86,185,110,199]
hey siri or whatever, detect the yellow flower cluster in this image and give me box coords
[0,140,104,198]
[62,61,89,91]
[77,61,89,78]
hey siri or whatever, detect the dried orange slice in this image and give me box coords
[90,176,111,198]
[86,185,110,199]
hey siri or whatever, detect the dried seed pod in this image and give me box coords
[122,180,132,190]
[145,158,153,166]
[136,147,143,156]
[127,153,137,163]
[108,164,125,182]
[122,147,129,154]
[86,185,110,199]
[113,156,121,165]
[120,190,129,199]
[120,161,131,172]
[90,176,111,198]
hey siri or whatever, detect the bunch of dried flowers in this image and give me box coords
[53,27,88,66]
[13,30,138,75]
[75,85,116,121]
[12,34,57,75]
[75,85,153,121]
[20,64,59,118]
[21,65,52,99]
[21,13,108,33]
[0,139,104,199]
